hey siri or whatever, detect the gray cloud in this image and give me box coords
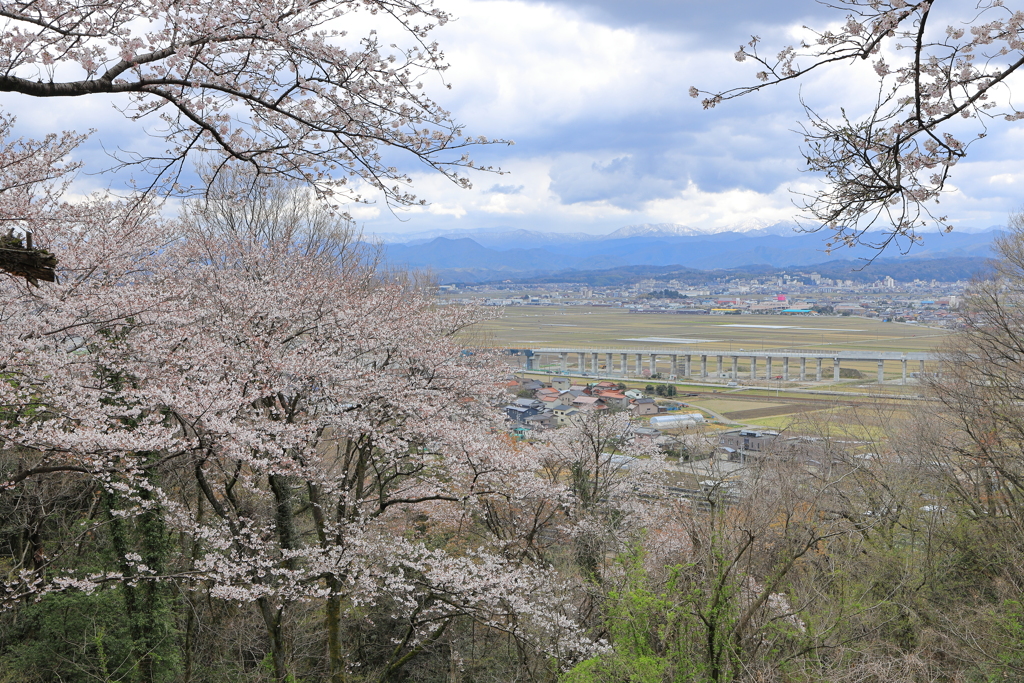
[519,0,835,41]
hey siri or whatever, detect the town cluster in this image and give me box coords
[441,274,967,327]
[503,376,662,429]
[502,377,877,473]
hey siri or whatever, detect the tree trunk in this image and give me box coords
[258,597,291,683]
[326,587,348,683]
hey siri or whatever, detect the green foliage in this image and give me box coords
[561,548,726,683]
[0,590,137,683]
[562,548,671,683]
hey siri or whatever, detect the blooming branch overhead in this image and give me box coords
[693,0,1024,250]
[0,0,503,201]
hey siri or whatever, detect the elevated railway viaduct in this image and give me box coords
[522,347,938,385]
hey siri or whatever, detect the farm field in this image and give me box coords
[472,306,947,355]
[492,307,947,436]
[469,306,951,384]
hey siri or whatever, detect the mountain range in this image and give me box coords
[376,223,1000,283]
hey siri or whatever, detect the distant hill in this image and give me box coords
[494,257,991,287]
[380,228,999,283]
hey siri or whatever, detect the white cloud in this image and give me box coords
[642,180,805,229]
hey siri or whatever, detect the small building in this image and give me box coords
[511,425,531,440]
[716,429,781,462]
[538,393,566,408]
[631,397,659,416]
[593,390,629,409]
[650,413,705,430]
[504,405,538,422]
[553,406,583,426]
[551,377,571,391]
[524,411,556,430]
[572,396,608,411]
[513,397,542,411]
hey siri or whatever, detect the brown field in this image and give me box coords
[723,404,822,420]
[469,306,947,355]
[492,307,947,435]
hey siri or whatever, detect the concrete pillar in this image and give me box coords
[877,359,885,384]
[783,357,790,381]
[590,352,599,373]
[902,358,907,385]
[649,354,657,377]
[766,357,774,380]
[670,354,678,377]
[684,355,691,377]
[525,354,534,370]
[620,353,628,376]
[815,358,822,381]
[560,352,568,373]
[833,358,840,381]
[750,356,757,380]
[919,359,925,377]
[578,352,586,372]
[700,355,708,378]
[731,356,738,379]
[635,353,643,375]
[716,355,723,378]
[800,357,807,381]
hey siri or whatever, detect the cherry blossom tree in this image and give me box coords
[530,412,668,582]
[0,0,497,202]
[0,170,599,682]
[693,0,1024,251]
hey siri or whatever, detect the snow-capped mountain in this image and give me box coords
[370,221,806,246]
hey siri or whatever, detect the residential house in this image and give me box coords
[523,411,556,430]
[572,396,607,411]
[716,429,781,463]
[593,390,629,409]
[631,397,659,416]
[536,387,560,398]
[553,406,583,426]
[505,397,542,423]
[537,393,566,409]
[505,404,538,422]
[513,397,542,411]
[551,377,571,391]
[563,389,587,402]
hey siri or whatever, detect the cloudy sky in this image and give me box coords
[8,0,1024,237]
[357,0,1024,237]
